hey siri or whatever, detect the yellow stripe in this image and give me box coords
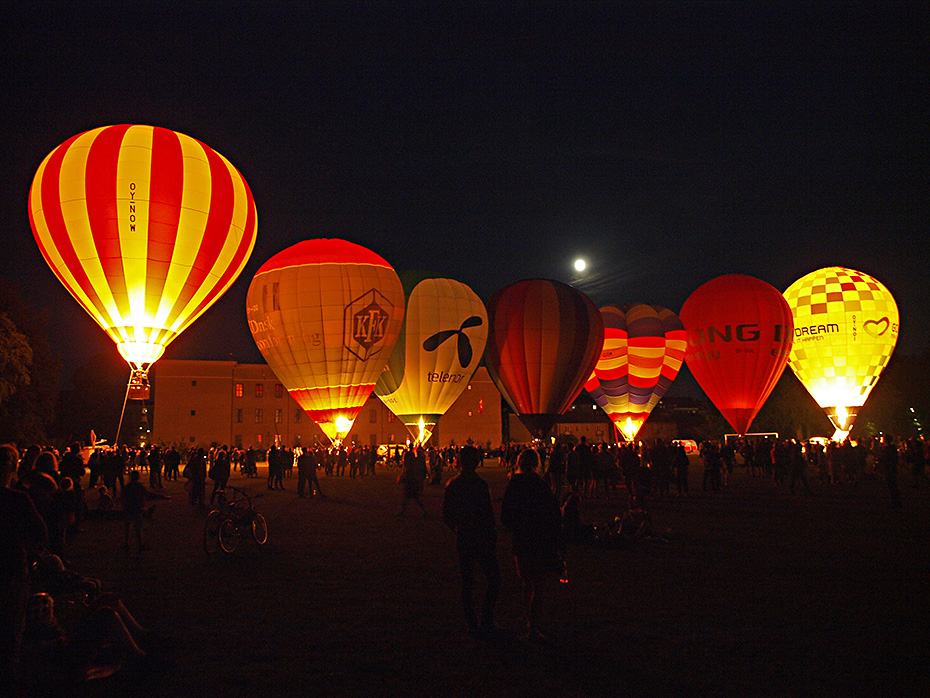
[60,129,122,330]
[157,133,210,330]
[117,125,154,341]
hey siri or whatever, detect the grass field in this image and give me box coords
[49,457,930,698]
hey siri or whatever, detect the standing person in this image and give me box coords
[121,470,151,552]
[501,448,564,644]
[297,447,325,499]
[147,444,163,490]
[878,435,903,509]
[163,445,181,482]
[442,445,501,639]
[398,446,427,516]
[186,448,207,507]
[58,443,86,531]
[209,445,231,504]
[673,442,689,496]
[1,444,49,689]
[789,442,812,495]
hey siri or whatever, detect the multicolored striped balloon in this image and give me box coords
[584,304,687,441]
[29,125,257,369]
[246,239,405,444]
[484,279,604,439]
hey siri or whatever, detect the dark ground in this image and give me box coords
[36,457,930,698]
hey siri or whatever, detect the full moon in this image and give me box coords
[574,258,587,273]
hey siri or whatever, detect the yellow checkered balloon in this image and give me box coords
[784,267,898,434]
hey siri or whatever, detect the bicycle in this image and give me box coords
[203,486,267,554]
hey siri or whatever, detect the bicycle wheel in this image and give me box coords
[204,510,222,554]
[251,512,268,545]
[218,517,241,553]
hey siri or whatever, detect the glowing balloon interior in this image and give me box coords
[680,274,793,436]
[246,239,404,444]
[374,278,488,445]
[584,304,687,441]
[784,267,898,437]
[29,125,258,372]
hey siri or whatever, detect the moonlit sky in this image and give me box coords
[2,2,927,381]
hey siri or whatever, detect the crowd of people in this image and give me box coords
[3,430,926,686]
[1,443,173,691]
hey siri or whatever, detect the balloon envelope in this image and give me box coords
[784,267,898,435]
[246,239,404,443]
[584,304,687,441]
[374,278,488,444]
[680,274,793,435]
[484,279,604,439]
[29,125,258,369]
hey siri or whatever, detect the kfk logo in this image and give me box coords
[423,316,483,368]
[344,289,395,361]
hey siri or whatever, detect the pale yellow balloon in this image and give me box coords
[374,278,488,444]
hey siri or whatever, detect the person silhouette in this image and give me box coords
[442,446,501,638]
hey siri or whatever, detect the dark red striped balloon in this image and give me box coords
[484,279,604,439]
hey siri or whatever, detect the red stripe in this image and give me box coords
[145,127,184,320]
[35,132,119,329]
[85,125,133,322]
[164,142,235,324]
[182,154,257,325]
[628,336,665,349]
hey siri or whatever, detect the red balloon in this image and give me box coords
[484,279,604,439]
[679,274,793,435]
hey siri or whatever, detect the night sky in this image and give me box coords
[2,1,927,382]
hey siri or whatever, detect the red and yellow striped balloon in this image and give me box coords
[29,125,258,369]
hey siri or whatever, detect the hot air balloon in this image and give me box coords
[584,304,687,441]
[784,267,898,440]
[374,278,488,445]
[484,279,604,440]
[680,274,793,436]
[29,125,257,435]
[246,239,404,444]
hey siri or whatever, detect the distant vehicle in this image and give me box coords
[377,444,407,461]
[673,439,698,453]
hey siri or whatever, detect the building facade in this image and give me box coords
[150,359,502,450]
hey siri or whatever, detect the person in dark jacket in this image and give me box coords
[1,444,49,687]
[442,446,501,638]
[501,448,564,643]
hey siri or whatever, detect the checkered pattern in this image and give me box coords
[784,267,898,408]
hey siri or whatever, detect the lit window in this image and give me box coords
[274,409,283,423]
[234,383,243,398]
[275,383,284,398]
[388,412,395,423]
[255,408,263,423]
[468,411,473,417]
[255,384,264,398]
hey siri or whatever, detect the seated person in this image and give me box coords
[22,591,171,683]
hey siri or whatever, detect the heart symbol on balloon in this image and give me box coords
[863,317,890,337]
